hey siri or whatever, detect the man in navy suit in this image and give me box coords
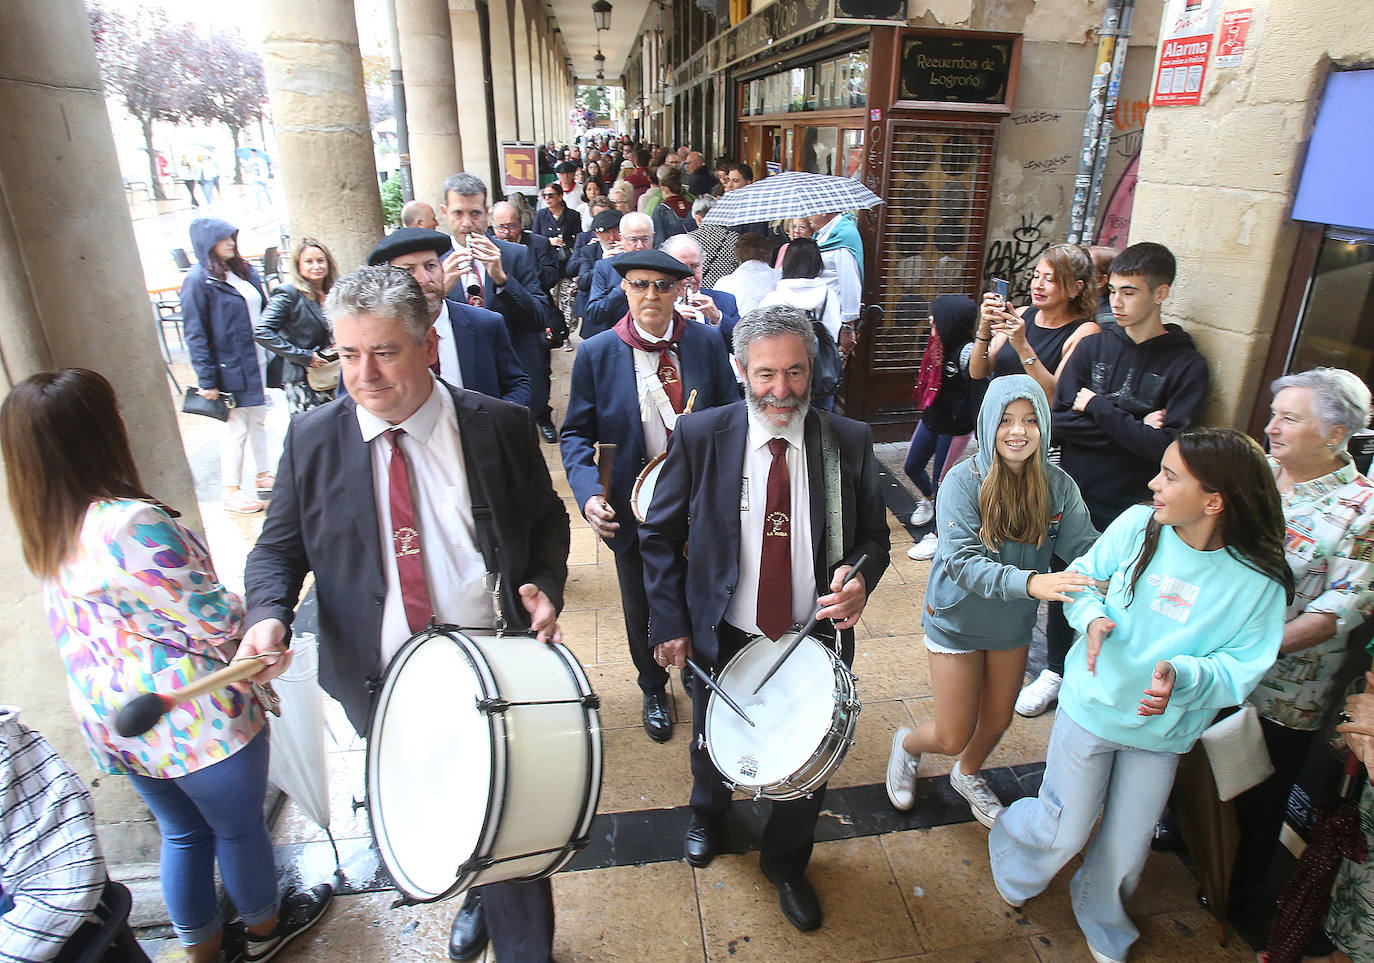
[640,304,889,932]
[559,249,737,742]
[439,172,558,442]
[366,228,529,407]
[240,265,568,963]
[580,211,656,339]
[660,233,741,346]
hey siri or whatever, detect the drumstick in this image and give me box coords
[114,657,268,737]
[751,553,869,695]
[684,657,756,727]
[597,443,617,500]
[683,389,698,414]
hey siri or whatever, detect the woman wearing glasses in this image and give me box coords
[534,184,582,336]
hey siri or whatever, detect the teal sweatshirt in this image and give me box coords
[1061,504,1285,753]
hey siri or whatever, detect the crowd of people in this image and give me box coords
[1,132,1371,963]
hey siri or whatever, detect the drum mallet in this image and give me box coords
[752,554,868,695]
[597,442,616,500]
[114,657,268,737]
[683,657,756,727]
[683,388,698,414]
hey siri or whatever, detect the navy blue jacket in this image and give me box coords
[181,217,268,406]
[583,258,740,341]
[443,298,531,408]
[570,237,603,320]
[559,324,738,554]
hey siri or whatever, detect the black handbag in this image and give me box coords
[181,386,232,421]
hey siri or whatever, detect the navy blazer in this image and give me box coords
[443,236,546,337]
[244,384,570,734]
[583,257,740,342]
[559,324,738,554]
[639,404,891,664]
[444,298,531,408]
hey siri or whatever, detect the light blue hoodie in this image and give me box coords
[1060,504,1286,753]
[921,375,1098,652]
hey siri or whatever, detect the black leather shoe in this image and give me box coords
[537,420,558,443]
[775,875,822,931]
[643,690,672,742]
[447,894,488,961]
[684,816,716,868]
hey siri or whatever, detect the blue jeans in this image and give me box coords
[902,421,953,498]
[128,729,278,945]
[989,711,1180,961]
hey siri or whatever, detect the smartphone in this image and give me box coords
[993,277,1009,303]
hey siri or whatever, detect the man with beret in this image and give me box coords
[547,160,582,208]
[559,249,737,742]
[570,209,622,327]
[367,227,530,407]
[581,212,656,340]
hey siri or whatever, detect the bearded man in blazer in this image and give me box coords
[239,265,569,963]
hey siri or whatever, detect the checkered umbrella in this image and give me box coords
[701,171,883,226]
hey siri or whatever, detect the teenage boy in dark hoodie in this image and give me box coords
[1015,241,1210,716]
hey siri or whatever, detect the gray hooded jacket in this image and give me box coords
[921,375,1098,652]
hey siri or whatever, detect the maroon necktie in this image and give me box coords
[385,429,434,633]
[756,438,793,641]
[657,351,684,414]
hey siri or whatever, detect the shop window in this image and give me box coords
[1286,231,1374,386]
[800,127,839,175]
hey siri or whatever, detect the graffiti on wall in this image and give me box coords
[983,213,1054,302]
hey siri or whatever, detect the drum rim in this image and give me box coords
[630,451,667,524]
[705,633,859,800]
[364,625,505,904]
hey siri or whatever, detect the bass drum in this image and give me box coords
[705,632,859,800]
[365,625,602,903]
[631,452,666,523]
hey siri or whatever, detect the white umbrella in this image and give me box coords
[267,632,336,859]
[702,171,883,227]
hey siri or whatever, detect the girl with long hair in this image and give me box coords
[255,236,340,413]
[0,369,331,963]
[989,427,1294,963]
[886,376,1099,825]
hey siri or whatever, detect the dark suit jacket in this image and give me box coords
[489,229,559,294]
[559,324,738,553]
[444,297,531,408]
[640,405,890,664]
[244,384,570,734]
[584,257,739,343]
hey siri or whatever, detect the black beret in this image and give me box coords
[367,227,451,266]
[612,249,694,280]
[591,210,623,233]
[555,161,579,174]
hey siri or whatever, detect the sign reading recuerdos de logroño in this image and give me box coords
[897,35,1014,107]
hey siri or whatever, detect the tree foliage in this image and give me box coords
[187,31,269,184]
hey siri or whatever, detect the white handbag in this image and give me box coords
[1199,703,1274,802]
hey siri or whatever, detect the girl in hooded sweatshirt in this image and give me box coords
[988,428,1292,963]
[885,375,1099,827]
[180,218,274,514]
[759,236,842,410]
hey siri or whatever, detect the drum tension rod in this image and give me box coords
[475,697,511,714]
[475,695,602,714]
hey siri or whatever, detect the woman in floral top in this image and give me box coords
[0,370,329,963]
[1228,367,1374,937]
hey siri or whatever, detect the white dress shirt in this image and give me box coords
[724,410,817,635]
[813,217,862,323]
[432,300,464,388]
[629,318,677,459]
[357,379,495,664]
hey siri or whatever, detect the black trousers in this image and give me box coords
[1227,717,1320,919]
[1045,507,1115,675]
[613,537,669,693]
[474,878,555,963]
[689,622,852,881]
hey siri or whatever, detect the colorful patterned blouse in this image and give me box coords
[43,500,264,778]
[1249,456,1374,730]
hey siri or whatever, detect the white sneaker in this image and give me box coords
[949,767,1004,828]
[907,532,938,561]
[909,498,934,527]
[1087,946,1124,963]
[885,728,920,811]
[1015,669,1062,717]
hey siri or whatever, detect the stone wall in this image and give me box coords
[1128,0,1374,426]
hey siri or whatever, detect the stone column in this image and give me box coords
[397,0,464,207]
[259,0,383,272]
[0,0,202,845]
[487,0,521,147]
[512,2,536,143]
[452,4,492,191]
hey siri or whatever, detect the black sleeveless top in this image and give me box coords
[990,307,1091,379]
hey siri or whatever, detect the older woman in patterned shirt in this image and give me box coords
[1229,367,1374,933]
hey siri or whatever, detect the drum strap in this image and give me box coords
[819,414,843,573]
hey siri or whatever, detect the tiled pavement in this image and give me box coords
[147,339,1256,962]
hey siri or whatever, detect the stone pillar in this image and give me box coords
[259,0,383,272]
[512,1,536,142]
[487,0,521,147]
[397,0,464,207]
[452,5,493,192]
[0,0,202,844]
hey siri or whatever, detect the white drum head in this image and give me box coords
[631,456,665,523]
[707,636,837,786]
[368,631,494,901]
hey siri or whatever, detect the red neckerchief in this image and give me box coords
[614,311,687,413]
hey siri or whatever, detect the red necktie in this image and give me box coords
[756,438,793,641]
[385,429,434,633]
[656,349,684,413]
